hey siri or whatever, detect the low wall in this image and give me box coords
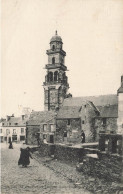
[38,143,85,164]
[38,143,55,157]
[82,152,123,182]
[54,144,84,164]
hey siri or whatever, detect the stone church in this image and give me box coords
[43,31,71,111]
[26,32,122,145]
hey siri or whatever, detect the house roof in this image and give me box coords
[2,116,28,127]
[96,104,118,118]
[56,106,82,119]
[63,94,118,107]
[27,111,56,126]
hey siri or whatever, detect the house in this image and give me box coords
[26,111,56,145]
[1,115,29,143]
[56,100,100,143]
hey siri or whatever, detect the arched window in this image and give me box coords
[52,57,55,64]
[52,45,55,50]
[54,71,58,81]
[48,72,53,82]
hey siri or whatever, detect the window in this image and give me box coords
[52,57,55,64]
[43,124,47,132]
[2,123,4,126]
[82,120,85,124]
[85,105,86,108]
[12,135,17,141]
[50,125,55,132]
[21,128,24,134]
[0,129,2,133]
[15,123,18,125]
[6,129,10,135]
[54,71,58,81]
[102,118,107,126]
[20,136,25,141]
[13,129,16,134]
[52,45,55,50]
[48,72,53,82]
[67,119,70,125]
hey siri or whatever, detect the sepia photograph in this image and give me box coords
[1,0,123,193]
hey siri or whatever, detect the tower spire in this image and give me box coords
[55,30,57,35]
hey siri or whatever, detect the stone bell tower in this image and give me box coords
[43,31,69,111]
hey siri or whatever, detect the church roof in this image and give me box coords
[56,106,81,119]
[27,111,56,126]
[96,104,118,118]
[50,31,62,43]
[63,94,118,107]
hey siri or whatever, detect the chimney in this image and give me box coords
[22,115,25,120]
[11,114,14,117]
[6,115,10,121]
[121,75,123,83]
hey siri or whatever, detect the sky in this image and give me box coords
[1,0,123,117]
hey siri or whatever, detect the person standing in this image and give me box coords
[81,130,85,143]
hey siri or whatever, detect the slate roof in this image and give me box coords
[27,111,56,126]
[63,94,118,107]
[56,106,82,119]
[96,104,118,118]
[117,82,123,93]
[2,116,28,127]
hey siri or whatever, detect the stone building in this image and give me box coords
[1,114,29,143]
[56,101,100,143]
[43,31,70,111]
[26,111,56,145]
[26,32,119,145]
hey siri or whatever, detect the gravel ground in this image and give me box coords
[33,151,123,194]
[1,143,91,194]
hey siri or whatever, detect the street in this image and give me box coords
[1,143,90,194]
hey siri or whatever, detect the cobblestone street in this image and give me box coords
[1,143,90,194]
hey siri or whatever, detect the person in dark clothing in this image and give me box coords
[81,130,85,143]
[9,141,13,149]
[18,147,33,167]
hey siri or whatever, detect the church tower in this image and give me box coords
[43,31,69,111]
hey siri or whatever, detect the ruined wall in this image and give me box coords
[80,103,97,143]
[82,152,122,182]
[56,118,81,143]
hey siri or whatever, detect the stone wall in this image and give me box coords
[38,143,55,157]
[26,126,40,145]
[56,118,81,143]
[54,144,84,164]
[80,103,97,143]
[82,152,122,182]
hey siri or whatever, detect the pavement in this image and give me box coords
[1,143,91,194]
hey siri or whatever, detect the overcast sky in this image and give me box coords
[1,0,123,117]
